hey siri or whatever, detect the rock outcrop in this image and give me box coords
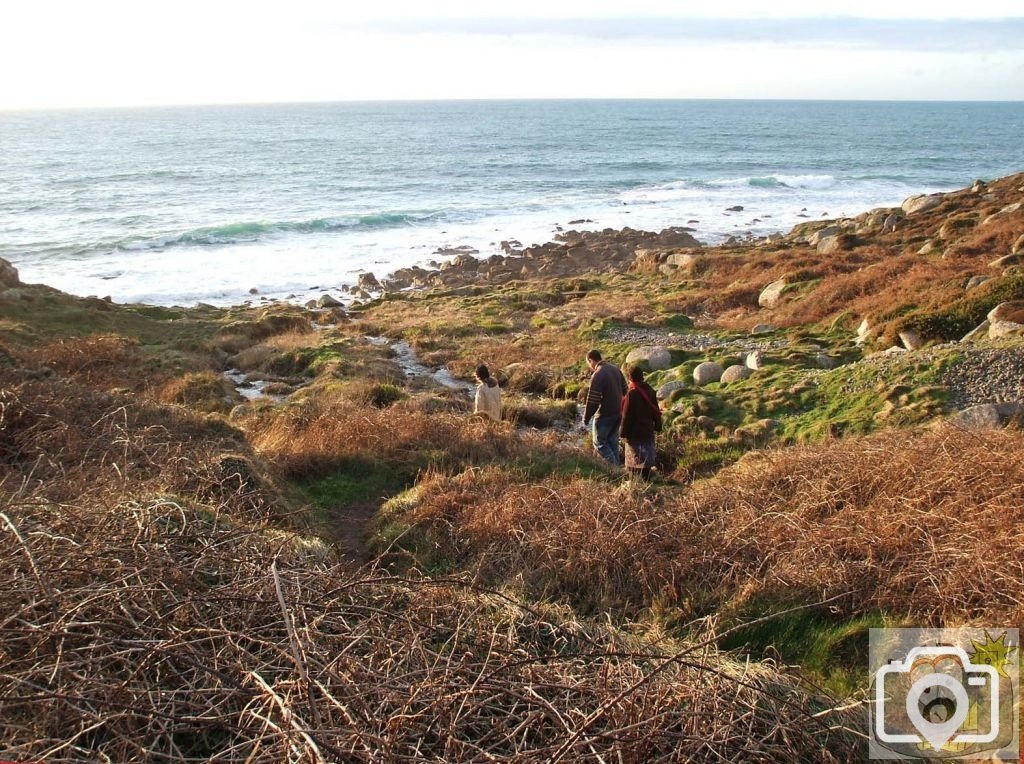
[0,258,19,289]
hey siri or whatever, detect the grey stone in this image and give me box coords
[357,271,382,290]
[625,345,673,371]
[317,294,343,308]
[982,201,1023,225]
[990,253,1021,269]
[965,275,991,291]
[0,258,19,288]
[657,380,688,400]
[720,364,753,383]
[961,321,990,343]
[815,354,838,369]
[817,235,843,254]
[899,329,924,351]
[758,279,787,309]
[987,301,1024,323]
[808,225,840,246]
[856,317,872,344]
[901,194,943,215]
[948,402,1024,429]
[693,361,724,386]
[665,252,699,268]
[989,320,1024,340]
[750,323,774,335]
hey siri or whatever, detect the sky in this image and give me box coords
[1,1,1022,109]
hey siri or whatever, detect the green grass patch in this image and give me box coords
[297,459,409,521]
[721,598,891,697]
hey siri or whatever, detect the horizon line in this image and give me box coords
[4,95,1024,114]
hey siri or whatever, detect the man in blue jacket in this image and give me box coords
[582,349,627,465]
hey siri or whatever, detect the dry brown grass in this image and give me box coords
[23,334,151,390]
[381,425,1024,626]
[242,385,547,479]
[155,371,242,414]
[0,492,860,762]
[701,424,1024,624]
[0,368,281,524]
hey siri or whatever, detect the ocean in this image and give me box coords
[2,100,1023,307]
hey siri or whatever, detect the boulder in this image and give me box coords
[856,317,872,344]
[317,294,343,308]
[720,365,753,384]
[657,381,688,400]
[745,350,764,370]
[693,362,724,386]
[987,301,1024,324]
[758,279,787,309]
[625,346,672,371]
[961,321,990,343]
[815,354,837,369]
[357,271,382,290]
[982,201,1023,225]
[665,252,699,268]
[917,240,939,255]
[899,329,924,351]
[971,179,987,193]
[0,258,18,288]
[948,402,1024,429]
[965,275,991,291]
[988,320,1024,340]
[901,194,943,215]
[990,253,1021,269]
[750,323,774,335]
[816,235,843,254]
[808,225,840,246]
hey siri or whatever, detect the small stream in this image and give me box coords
[366,336,475,394]
[224,369,288,402]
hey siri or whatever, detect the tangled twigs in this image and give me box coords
[0,497,861,762]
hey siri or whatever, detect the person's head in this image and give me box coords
[475,364,490,382]
[627,364,645,384]
[586,349,602,371]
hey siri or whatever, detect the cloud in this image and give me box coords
[352,16,1024,52]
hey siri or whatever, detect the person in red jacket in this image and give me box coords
[620,364,662,479]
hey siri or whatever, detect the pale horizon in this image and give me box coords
[2,2,1023,110]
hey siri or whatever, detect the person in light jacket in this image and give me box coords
[474,364,502,421]
[620,364,662,479]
